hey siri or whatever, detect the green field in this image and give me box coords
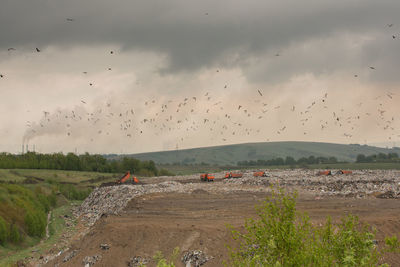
[0,169,120,186]
[117,141,400,165]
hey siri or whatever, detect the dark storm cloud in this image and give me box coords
[1,0,399,81]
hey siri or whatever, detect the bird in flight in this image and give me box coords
[369,66,375,70]
[257,89,263,96]
[66,18,75,22]
[7,48,16,51]
[36,48,41,52]
[0,74,3,78]
[387,23,394,27]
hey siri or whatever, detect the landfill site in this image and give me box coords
[41,169,400,267]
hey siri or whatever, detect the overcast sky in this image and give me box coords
[0,0,399,154]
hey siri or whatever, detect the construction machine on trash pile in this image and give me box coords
[200,173,215,182]
[225,172,243,179]
[253,171,268,177]
[317,170,353,176]
[317,170,332,176]
[100,171,140,187]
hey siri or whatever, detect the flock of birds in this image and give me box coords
[1,19,399,150]
[22,85,399,150]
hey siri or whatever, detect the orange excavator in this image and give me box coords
[225,172,243,179]
[253,171,268,177]
[100,171,139,187]
[317,170,332,176]
[116,171,139,184]
[200,173,215,182]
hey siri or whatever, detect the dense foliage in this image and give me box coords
[0,152,169,176]
[0,177,92,248]
[228,187,400,267]
[237,155,339,167]
[0,184,56,245]
[356,153,399,163]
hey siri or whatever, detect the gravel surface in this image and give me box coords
[76,169,400,227]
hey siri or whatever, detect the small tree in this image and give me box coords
[356,154,366,163]
[9,223,21,243]
[0,216,8,245]
[227,187,398,267]
[285,156,296,166]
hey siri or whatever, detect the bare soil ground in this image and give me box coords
[47,189,400,267]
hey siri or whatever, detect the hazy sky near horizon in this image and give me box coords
[1,0,399,154]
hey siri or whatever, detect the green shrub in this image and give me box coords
[153,247,179,267]
[59,184,91,200]
[158,168,175,176]
[227,187,396,267]
[37,194,50,213]
[24,209,46,237]
[385,235,400,253]
[137,169,156,177]
[47,192,57,207]
[0,183,57,245]
[9,223,22,243]
[0,216,8,244]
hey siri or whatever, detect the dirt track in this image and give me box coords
[47,189,400,267]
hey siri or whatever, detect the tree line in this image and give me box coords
[356,152,399,163]
[0,152,171,176]
[237,155,339,166]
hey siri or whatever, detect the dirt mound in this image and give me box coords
[37,169,400,266]
[76,181,187,226]
[191,189,209,194]
[46,191,400,267]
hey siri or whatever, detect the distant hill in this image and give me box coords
[109,141,400,165]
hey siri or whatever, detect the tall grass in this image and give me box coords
[0,184,56,245]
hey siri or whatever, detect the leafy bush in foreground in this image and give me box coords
[153,247,180,267]
[228,187,399,267]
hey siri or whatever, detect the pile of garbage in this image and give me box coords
[127,256,149,267]
[76,181,187,226]
[82,254,102,267]
[63,249,78,262]
[223,169,400,198]
[76,170,399,226]
[181,250,210,267]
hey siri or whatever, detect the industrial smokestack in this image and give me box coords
[22,143,24,154]
[26,144,28,153]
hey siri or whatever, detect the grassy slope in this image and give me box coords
[118,141,400,165]
[0,169,119,185]
[0,168,112,265]
[0,201,79,266]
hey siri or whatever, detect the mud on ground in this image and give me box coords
[47,190,400,267]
